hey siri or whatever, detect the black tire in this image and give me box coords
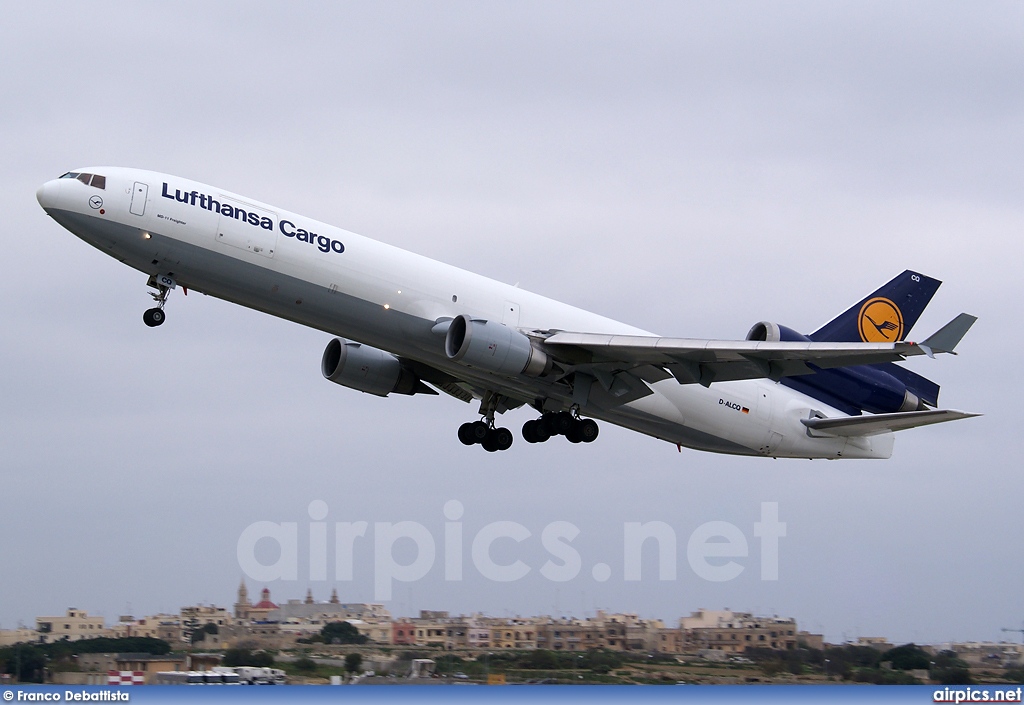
[566,422,583,443]
[482,431,500,452]
[542,412,571,436]
[494,427,513,451]
[578,418,599,443]
[471,421,490,443]
[458,422,478,446]
[143,308,165,327]
[522,420,538,444]
[534,419,551,442]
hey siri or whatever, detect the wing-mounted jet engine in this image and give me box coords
[321,338,435,397]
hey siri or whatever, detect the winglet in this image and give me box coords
[919,313,977,355]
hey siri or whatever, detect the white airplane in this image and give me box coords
[36,168,979,459]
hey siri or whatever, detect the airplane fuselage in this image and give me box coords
[37,167,895,459]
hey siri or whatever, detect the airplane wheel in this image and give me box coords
[143,308,165,327]
[522,420,539,444]
[458,422,478,446]
[533,420,551,442]
[542,412,573,436]
[494,427,513,451]
[578,419,599,443]
[482,431,500,452]
[566,423,583,443]
[470,421,490,443]
[552,412,574,435]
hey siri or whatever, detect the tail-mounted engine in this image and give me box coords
[746,321,931,414]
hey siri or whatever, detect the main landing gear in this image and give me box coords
[458,421,514,452]
[458,391,515,452]
[143,274,175,327]
[459,409,600,451]
[522,411,599,444]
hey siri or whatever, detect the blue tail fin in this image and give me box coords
[785,270,946,414]
[810,270,941,343]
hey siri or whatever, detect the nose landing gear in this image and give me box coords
[143,274,176,327]
[142,307,165,327]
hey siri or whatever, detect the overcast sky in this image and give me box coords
[2,1,1021,645]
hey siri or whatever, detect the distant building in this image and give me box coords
[35,609,107,644]
[267,597,389,624]
[392,619,416,645]
[940,642,1024,668]
[657,627,685,654]
[681,609,799,652]
[247,587,279,623]
[853,636,892,651]
[233,579,251,620]
[77,653,189,685]
[108,614,180,640]
[0,628,37,647]
[489,620,538,650]
[536,618,604,651]
[797,631,825,650]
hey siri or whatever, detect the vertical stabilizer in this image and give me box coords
[810,270,941,343]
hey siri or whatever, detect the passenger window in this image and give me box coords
[90,174,106,189]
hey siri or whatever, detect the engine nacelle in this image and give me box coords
[746,321,810,343]
[746,322,929,414]
[321,338,421,396]
[444,315,550,377]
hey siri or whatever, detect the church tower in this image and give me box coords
[234,579,251,620]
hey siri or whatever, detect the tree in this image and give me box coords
[881,644,930,671]
[0,645,47,683]
[250,651,275,668]
[1,637,171,683]
[191,622,219,644]
[931,667,973,685]
[345,653,364,674]
[223,648,275,667]
[321,621,368,645]
[932,650,969,669]
[521,650,558,670]
[1004,666,1024,684]
[294,657,317,672]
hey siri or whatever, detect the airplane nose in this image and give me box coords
[36,179,59,210]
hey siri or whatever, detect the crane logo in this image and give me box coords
[858,297,904,342]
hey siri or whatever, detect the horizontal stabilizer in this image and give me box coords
[801,409,980,437]
[919,313,977,355]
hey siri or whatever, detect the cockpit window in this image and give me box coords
[60,172,105,190]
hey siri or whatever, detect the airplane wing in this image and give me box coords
[542,313,977,387]
[801,409,981,437]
